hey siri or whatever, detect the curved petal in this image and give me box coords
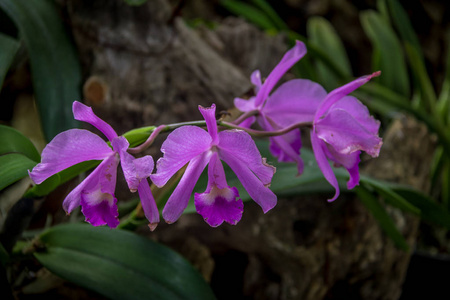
[199,104,218,144]
[63,153,120,228]
[73,101,118,141]
[263,79,326,125]
[311,132,339,202]
[218,130,275,186]
[234,97,257,113]
[151,126,211,187]
[162,151,211,223]
[238,115,256,128]
[255,40,307,107]
[138,179,160,231]
[315,71,380,121]
[30,129,113,184]
[195,186,242,227]
[330,96,380,135]
[257,117,304,174]
[112,136,154,192]
[315,108,382,157]
[326,146,361,190]
[219,149,276,213]
[251,70,262,91]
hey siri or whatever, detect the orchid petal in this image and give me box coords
[330,96,380,135]
[162,151,211,224]
[315,72,380,120]
[263,79,326,125]
[73,101,118,141]
[138,179,160,230]
[234,96,257,113]
[268,132,304,174]
[151,126,211,187]
[81,191,119,228]
[112,136,154,192]
[311,132,339,202]
[218,130,275,186]
[238,115,256,128]
[63,153,120,228]
[199,104,218,144]
[195,186,242,227]
[30,129,114,184]
[251,70,262,91]
[206,152,228,190]
[315,109,382,157]
[326,146,361,190]
[254,41,307,107]
[219,149,276,213]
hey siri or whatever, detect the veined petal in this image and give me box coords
[218,130,275,186]
[81,189,119,228]
[73,101,118,141]
[315,71,380,121]
[315,109,382,157]
[30,129,114,184]
[199,104,218,144]
[263,79,326,125]
[206,152,228,190]
[311,132,339,202]
[112,136,154,192]
[219,149,276,213]
[162,151,211,224]
[151,126,212,187]
[63,153,120,227]
[254,40,307,107]
[138,179,160,231]
[195,186,242,227]
[330,96,380,135]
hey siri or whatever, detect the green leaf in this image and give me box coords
[404,42,437,111]
[361,176,421,215]
[0,0,82,141]
[0,125,40,162]
[220,0,277,30]
[355,185,409,251]
[34,224,216,300]
[0,153,36,191]
[249,0,289,31]
[307,16,352,91]
[394,187,450,230]
[360,10,410,96]
[385,0,423,60]
[0,32,19,89]
[437,45,450,124]
[122,0,148,6]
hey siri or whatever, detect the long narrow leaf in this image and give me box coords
[0,0,82,141]
[249,0,289,31]
[34,224,216,300]
[0,153,37,191]
[356,185,409,251]
[360,10,409,96]
[220,0,277,30]
[307,16,352,91]
[0,32,19,89]
[0,125,40,162]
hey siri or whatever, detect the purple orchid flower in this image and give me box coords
[29,101,159,229]
[150,104,277,227]
[234,40,324,174]
[311,72,383,201]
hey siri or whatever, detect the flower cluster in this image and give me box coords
[29,40,382,229]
